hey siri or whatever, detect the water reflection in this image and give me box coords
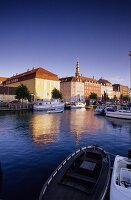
[0,110,131,200]
[61,109,105,145]
[106,117,131,137]
[30,110,106,144]
[31,113,61,143]
[68,109,105,132]
[106,117,131,128]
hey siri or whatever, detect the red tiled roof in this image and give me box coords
[60,76,98,83]
[3,67,59,84]
[81,76,97,83]
[36,68,59,81]
[60,76,83,82]
[98,78,111,85]
[0,77,8,82]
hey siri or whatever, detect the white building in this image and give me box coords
[98,78,113,99]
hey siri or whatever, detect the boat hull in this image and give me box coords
[47,109,64,113]
[110,155,131,200]
[106,111,131,119]
[33,104,64,111]
[39,145,110,200]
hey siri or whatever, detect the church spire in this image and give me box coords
[75,58,80,77]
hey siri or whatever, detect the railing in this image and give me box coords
[0,102,33,111]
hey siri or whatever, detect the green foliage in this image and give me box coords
[114,95,117,100]
[89,92,97,100]
[51,88,63,99]
[120,94,130,102]
[123,95,130,102]
[120,94,123,100]
[15,84,30,101]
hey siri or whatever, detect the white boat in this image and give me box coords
[110,151,131,200]
[106,108,131,119]
[94,105,105,115]
[47,108,64,113]
[33,99,64,111]
[70,102,85,109]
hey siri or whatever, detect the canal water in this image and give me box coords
[0,109,131,200]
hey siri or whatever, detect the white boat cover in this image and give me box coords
[110,155,131,200]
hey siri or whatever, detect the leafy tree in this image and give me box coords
[51,88,63,99]
[120,94,123,101]
[89,92,97,100]
[123,95,130,102]
[114,95,117,101]
[103,91,107,102]
[15,84,30,101]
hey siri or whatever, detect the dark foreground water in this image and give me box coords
[0,109,131,200]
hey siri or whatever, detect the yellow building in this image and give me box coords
[3,67,60,100]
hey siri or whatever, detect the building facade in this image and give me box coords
[60,60,101,102]
[60,76,84,102]
[113,84,129,98]
[98,78,113,99]
[0,86,16,102]
[3,67,60,100]
[81,76,101,98]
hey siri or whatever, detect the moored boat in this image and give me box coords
[33,99,64,111]
[110,151,131,200]
[94,105,106,115]
[70,102,85,109]
[39,145,110,200]
[47,108,64,113]
[106,108,131,119]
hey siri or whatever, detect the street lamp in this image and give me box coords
[128,51,131,101]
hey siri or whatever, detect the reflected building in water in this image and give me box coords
[64,109,106,144]
[31,113,61,144]
[30,110,106,145]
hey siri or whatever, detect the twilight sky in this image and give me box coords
[0,0,131,86]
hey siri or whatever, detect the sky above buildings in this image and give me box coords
[0,0,131,86]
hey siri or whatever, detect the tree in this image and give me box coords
[120,94,123,101]
[123,95,130,102]
[103,91,107,102]
[114,95,117,101]
[15,84,31,101]
[51,88,63,99]
[89,93,97,100]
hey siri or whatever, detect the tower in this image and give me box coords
[75,59,80,77]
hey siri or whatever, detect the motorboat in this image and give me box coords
[47,108,64,113]
[33,99,64,111]
[110,150,131,200]
[94,105,105,115]
[70,102,85,109]
[39,145,111,200]
[106,107,131,119]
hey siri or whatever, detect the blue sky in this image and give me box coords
[0,0,131,86]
